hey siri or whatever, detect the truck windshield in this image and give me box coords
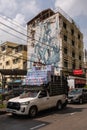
[20,91,38,98]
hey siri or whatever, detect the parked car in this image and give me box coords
[68,88,87,104]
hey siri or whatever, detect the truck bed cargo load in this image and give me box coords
[22,66,68,95]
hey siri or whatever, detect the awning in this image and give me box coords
[0,69,27,75]
[8,79,22,86]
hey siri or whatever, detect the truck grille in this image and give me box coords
[7,102,20,110]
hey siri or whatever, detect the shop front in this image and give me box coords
[68,76,86,89]
[75,78,86,88]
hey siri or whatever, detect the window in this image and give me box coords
[64,48,67,54]
[23,62,27,69]
[6,61,10,65]
[0,63,2,66]
[13,58,19,64]
[31,31,35,39]
[64,35,67,41]
[1,46,5,51]
[63,22,67,29]
[79,65,82,68]
[72,51,75,58]
[18,46,22,51]
[13,59,16,64]
[78,34,80,39]
[64,61,68,67]
[79,55,81,60]
[72,40,75,46]
[39,90,47,98]
[32,22,35,27]
[15,46,22,52]
[24,46,27,51]
[71,29,74,35]
[15,48,18,53]
[72,63,75,69]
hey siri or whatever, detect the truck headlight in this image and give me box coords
[21,101,30,105]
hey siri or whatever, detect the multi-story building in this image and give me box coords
[27,8,85,88]
[84,49,87,85]
[0,41,27,85]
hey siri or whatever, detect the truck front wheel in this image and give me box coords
[29,106,37,118]
[56,101,62,110]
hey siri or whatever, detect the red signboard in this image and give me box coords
[73,69,83,75]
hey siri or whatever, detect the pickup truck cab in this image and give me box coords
[7,89,67,117]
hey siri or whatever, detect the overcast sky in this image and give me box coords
[0,0,87,49]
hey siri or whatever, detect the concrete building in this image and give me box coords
[84,49,87,85]
[0,41,27,85]
[27,8,85,88]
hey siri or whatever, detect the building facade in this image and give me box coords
[0,41,27,85]
[27,8,85,88]
[84,49,87,85]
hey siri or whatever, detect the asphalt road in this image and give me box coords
[0,104,87,130]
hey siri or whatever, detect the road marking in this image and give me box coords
[30,123,46,130]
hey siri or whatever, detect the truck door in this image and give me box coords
[38,90,50,110]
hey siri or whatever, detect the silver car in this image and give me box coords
[68,88,87,104]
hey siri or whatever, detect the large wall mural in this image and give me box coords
[30,15,60,70]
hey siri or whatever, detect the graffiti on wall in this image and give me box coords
[30,15,60,69]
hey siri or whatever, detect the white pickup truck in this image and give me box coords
[7,89,67,117]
